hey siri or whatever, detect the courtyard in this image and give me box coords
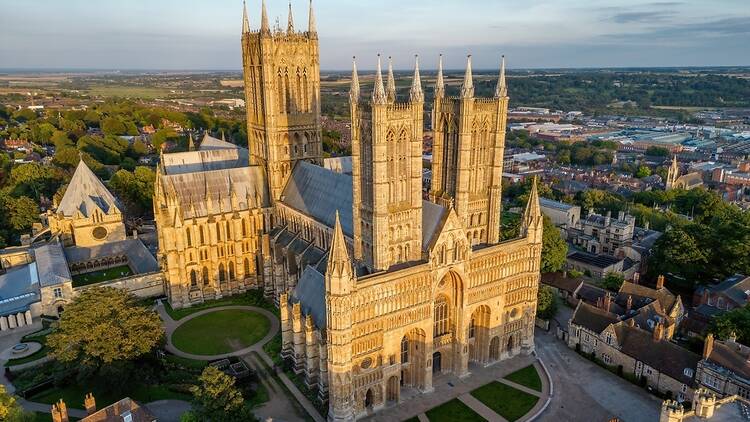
[71,265,133,287]
[171,309,271,356]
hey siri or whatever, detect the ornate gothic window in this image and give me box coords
[185,228,192,247]
[469,318,476,339]
[401,336,409,363]
[434,296,450,338]
[199,226,205,245]
[190,270,197,287]
[244,258,251,276]
[218,263,226,283]
[202,266,209,285]
[229,262,235,281]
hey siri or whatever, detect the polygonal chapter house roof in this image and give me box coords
[57,160,120,218]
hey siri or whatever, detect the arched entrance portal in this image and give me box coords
[432,351,442,374]
[490,336,500,361]
[401,328,427,389]
[469,305,491,363]
[364,388,374,410]
[507,335,516,356]
[386,376,399,403]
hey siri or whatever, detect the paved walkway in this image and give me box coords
[156,302,280,361]
[243,353,309,422]
[146,399,192,422]
[365,352,551,422]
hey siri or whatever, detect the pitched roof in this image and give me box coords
[57,160,120,218]
[33,241,72,287]
[576,283,608,306]
[64,239,159,274]
[82,397,156,422]
[198,133,241,151]
[709,274,750,306]
[161,166,269,218]
[541,272,583,293]
[161,135,249,176]
[571,301,620,334]
[568,251,621,269]
[618,281,678,313]
[281,161,354,237]
[707,339,750,380]
[615,324,700,385]
[0,263,39,316]
[290,266,326,329]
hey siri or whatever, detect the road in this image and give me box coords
[535,329,661,422]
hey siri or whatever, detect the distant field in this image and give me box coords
[652,105,724,111]
[84,85,174,99]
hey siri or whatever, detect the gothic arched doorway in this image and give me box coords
[401,328,427,389]
[490,336,500,361]
[364,388,374,410]
[507,335,516,355]
[433,351,442,374]
[386,376,399,403]
[469,305,491,363]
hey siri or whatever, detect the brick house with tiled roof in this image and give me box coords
[696,333,750,400]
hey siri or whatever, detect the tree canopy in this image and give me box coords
[47,287,164,368]
[188,366,249,422]
[536,286,558,320]
[541,216,568,273]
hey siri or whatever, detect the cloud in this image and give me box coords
[605,16,750,43]
[611,11,675,24]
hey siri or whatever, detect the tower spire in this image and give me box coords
[308,0,317,36]
[495,55,507,98]
[522,177,543,242]
[461,55,474,98]
[386,56,396,102]
[373,54,387,104]
[188,133,195,151]
[410,55,424,103]
[287,1,294,33]
[242,0,250,34]
[260,0,270,33]
[435,54,445,98]
[350,56,360,102]
[327,211,352,281]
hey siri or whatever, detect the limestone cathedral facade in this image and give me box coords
[154,2,543,420]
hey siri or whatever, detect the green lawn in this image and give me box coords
[165,289,277,321]
[7,327,53,366]
[504,365,543,392]
[72,265,133,287]
[425,399,486,422]
[470,382,539,422]
[29,383,191,410]
[33,412,79,422]
[171,309,270,355]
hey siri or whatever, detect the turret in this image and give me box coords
[242,0,250,34]
[325,212,355,421]
[410,55,424,103]
[659,400,685,422]
[522,177,543,245]
[287,1,295,33]
[349,57,360,103]
[435,54,445,98]
[260,0,270,34]
[386,56,396,102]
[308,0,317,38]
[461,55,474,98]
[495,55,507,98]
[372,54,387,105]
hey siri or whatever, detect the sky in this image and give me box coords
[1,0,749,71]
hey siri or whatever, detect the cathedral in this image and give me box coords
[153,1,543,420]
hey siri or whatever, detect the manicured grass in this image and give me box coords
[470,382,539,422]
[30,382,191,409]
[263,333,282,366]
[425,399,487,422]
[72,265,133,287]
[165,289,277,321]
[7,326,54,366]
[171,309,270,355]
[33,412,79,422]
[504,365,543,392]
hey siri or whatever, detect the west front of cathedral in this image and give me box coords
[153,2,543,420]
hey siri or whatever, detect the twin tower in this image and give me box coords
[350,54,509,271]
[240,1,509,273]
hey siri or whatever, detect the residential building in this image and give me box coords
[539,197,580,234]
[696,334,750,400]
[568,210,635,256]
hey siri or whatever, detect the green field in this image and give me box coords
[72,265,133,287]
[470,382,539,422]
[504,365,543,392]
[84,85,174,99]
[425,399,486,422]
[171,309,270,355]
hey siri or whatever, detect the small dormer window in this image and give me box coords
[683,368,694,378]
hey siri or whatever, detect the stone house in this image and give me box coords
[696,333,750,400]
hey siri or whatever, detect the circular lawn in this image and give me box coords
[171,309,271,355]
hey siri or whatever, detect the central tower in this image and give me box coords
[241,0,323,201]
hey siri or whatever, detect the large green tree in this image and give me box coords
[47,287,164,368]
[710,306,750,345]
[536,286,558,320]
[0,385,34,422]
[541,216,567,273]
[188,366,249,422]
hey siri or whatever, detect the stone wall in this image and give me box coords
[76,272,165,298]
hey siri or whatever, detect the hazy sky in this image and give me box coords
[1,0,749,71]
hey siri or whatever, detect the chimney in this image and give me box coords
[644,220,650,231]
[701,289,709,305]
[728,332,738,345]
[596,296,603,309]
[85,393,96,415]
[618,211,625,221]
[656,275,665,290]
[703,333,714,359]
[604,294,612,313]
[627,318,635,327]
[633,272,640,285]
[605,211,611,226]
[653,322,664,341]
[626,295,633,312]
[52,399,69,422]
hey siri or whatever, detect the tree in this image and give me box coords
[47,287,164,368]
[710,307,750,345]
[0,385,34,422]
[109,166,155,215]
[635,165,652,178]
[541,216,567,273]
[645,146,669,157]
[189,366,249,422]
[602,272,624,291]
[7,196,39,231]
[536,286,558,320]
[101,117,127,136]
[648,228,708,287]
